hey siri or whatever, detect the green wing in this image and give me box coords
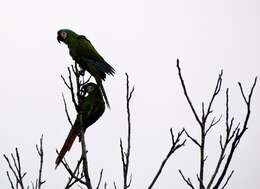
[69,35,115,78]
[76,35,105,62]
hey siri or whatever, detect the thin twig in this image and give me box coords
[113,181,118,189]
[6,171,15,189]
[202,70,223,124]
[148,129,186,189]
[177,60,224,189]
[62,93,73,127]
[65,159,85,188]
[36,135,45,189]
[221,170,234,189]
[67,66,79,111]
[79,126,92,189]
[119,73,134,189]
[61,74,71,90]
[3,148,26,189]
[4,155,19,186]
[207,89,231,189]
[56,150,87,187]
[96,169,104,189]
[15,148,26,189]
[184,129,201,147]
[179,170,195,189]
[177,59,202,126]
[205,115,222,136]
[73,64,82,103]
[212,77,257,189]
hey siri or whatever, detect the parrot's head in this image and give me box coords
[57,29,78,44]
[81,82,99,95]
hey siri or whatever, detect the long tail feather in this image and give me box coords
[55,127,79,168]
[96,79,110,109]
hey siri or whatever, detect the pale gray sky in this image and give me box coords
[0,0,259,188]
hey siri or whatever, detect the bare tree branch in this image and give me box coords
[4,136,46,189]
[55,149,86,188]
[66,66,79,111]
[177,59,202,126]
[78,113,92,189]
[113,182,118,189]
[184,129,201,147]
[35,135,45,189]
[73,64,82,102]
[212,77,257,189]
[177,60,257,189]
[3,148,26,189]
[119,73,134,189]
[4,155,19,188]
[207,89,232,188]
[177,60,223,189]
[205,115,222,136]
[196,174,205,189]
[148,128,186,189]
[62,93,73,127]
[96,169,104,189]
[221,170,234,189]
[58,62,110,189]
[179,170,195,189]
[61,74,71,90]
[6,171,15,189]
[202,70,223,124]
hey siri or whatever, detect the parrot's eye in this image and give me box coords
[60,31,67,39]
[86,85,95,93]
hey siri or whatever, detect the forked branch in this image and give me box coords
[3,136,46,189]
[119,73,134,189]
[177,59,257,189]
[148,129,186,189]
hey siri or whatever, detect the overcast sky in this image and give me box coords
[0,0,259,188]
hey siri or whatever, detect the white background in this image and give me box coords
[0,0,259,188]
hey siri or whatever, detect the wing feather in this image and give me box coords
[70,35,115,78]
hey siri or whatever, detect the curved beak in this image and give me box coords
[57,33,62,43]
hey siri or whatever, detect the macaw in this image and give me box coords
[57,29,115,108]
[55,82,105,168]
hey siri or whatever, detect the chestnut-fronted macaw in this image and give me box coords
[57,29,115,108]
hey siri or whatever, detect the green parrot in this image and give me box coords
[57,29,115,108]
[55,82,105,168]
